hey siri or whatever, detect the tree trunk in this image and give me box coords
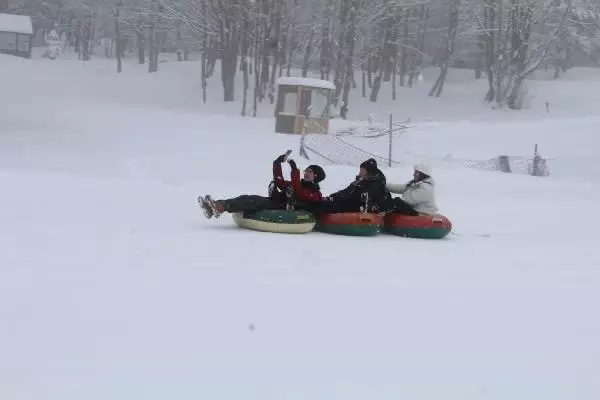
[340,0,358,119]
[219,5,240,103]
[176,21,183,61]
[392,18,400,98]
[429,0,460,97]
[399,9,410,87]
[240,11,250,116]
[332,0,350,107]
[362,65,366,97]
[382,13,396,82]
[148,19,156,73]
[268,0,283,104]
[201,48,207,103]
[115,6,122,73]
[252,41,261,117]
[409,5,428,88]
[367,54,373,87]
[483,0,496,101]
[252,8,262,117]
[319,0,334,80]
[137,29,145,64]
[475,32,484,79]
[369,29,390,102]
[302,29,314,77]
[370,76,382,102]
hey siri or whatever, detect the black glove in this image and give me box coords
[274,150,292,164]
[288,159,297,170]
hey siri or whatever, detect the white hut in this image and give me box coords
[0,13,33,58]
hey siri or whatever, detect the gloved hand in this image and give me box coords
[288,159,298,170]
[324,196,334,202]
[274,153,287,163]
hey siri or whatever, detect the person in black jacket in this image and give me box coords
[313,158,391,213]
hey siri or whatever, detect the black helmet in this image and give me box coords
[306,164,326,183]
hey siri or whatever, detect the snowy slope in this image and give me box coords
[1,55,599,400]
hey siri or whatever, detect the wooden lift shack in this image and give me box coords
[275,76,336,134]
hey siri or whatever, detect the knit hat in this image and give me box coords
[414,164,432,177]
[306,164,326,183]
[360,158,378,175]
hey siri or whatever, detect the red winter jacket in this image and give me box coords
[273,162,323,203]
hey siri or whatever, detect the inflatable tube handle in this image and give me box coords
[359,214,372,223]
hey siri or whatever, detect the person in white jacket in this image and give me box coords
[386,164,438,215]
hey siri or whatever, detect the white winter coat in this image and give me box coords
[387,177,438,215]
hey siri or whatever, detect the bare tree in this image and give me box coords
[429,0,462,97]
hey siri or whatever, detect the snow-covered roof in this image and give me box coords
[0,13,33,35]
[277,76,336,90]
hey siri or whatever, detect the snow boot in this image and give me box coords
[205,195,226,219]
[198,195,214,219]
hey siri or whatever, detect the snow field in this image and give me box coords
[1,54,599,399]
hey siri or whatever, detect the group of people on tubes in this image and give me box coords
[200,151,438,220]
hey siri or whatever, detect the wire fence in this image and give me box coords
[299,117,551,177]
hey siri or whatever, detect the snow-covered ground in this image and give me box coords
[1,52,599,400]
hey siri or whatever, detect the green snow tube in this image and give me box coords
[232,210,316,234]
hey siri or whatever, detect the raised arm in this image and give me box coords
[272,153,291,189]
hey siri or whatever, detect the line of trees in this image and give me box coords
[5,0,600,113]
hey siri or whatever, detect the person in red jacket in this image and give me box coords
[199,152,326,219]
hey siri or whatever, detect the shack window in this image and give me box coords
[280,91,298,115]
[311,89,330,117]
[300,90,311,116]
[17,34,30,52]
[0,32,17,51]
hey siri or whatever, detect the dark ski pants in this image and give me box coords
[390,197,419,216]
[223,195,282,213]
[309,199,363,214]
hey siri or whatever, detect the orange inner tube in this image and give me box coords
[318,212,384,226]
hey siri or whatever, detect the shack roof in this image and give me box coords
[0,13,33,35]
[277,76,336,90]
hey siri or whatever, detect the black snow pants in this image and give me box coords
[308,198,364,214]
[223,195,283,213]
[390,197,419,216]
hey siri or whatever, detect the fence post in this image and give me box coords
[299,133,309,160]
[388,113,393,167]
[497,155,512,173]
[532,143,539,176]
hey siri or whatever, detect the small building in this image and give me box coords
[275,76,336,134]
[0,13,33,59]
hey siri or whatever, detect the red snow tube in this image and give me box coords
[316,212,384,236]
[384,213,452,239]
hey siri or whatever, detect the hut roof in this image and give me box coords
[277,76,335,90]
[0,13,33,35]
